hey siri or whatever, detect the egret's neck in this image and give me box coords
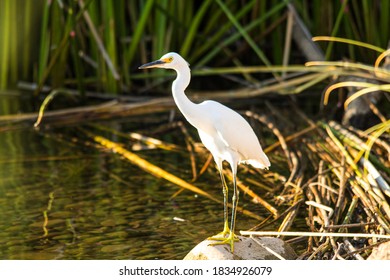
[172,65,200,128]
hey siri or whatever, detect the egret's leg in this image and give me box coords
[208,171,230,240]
[208,166,239,252]
[221,172,230,235]
[227,172,240,249]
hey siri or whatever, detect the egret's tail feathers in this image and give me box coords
[241,155,270,170]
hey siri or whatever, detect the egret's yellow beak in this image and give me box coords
[138,59,166,69]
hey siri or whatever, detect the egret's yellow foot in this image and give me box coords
[207,221,231,240]
[207,230,230,240]
[208,231,239,252]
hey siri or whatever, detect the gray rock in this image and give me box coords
[367,241,390,260]
[183,236,297,260]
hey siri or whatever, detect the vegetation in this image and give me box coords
[0,0,389,92]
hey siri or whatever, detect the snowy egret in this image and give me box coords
[139,52,270,252]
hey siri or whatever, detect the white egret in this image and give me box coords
[139,52,270,252]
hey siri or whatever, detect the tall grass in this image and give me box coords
[0,0,11,88]
[0,0,390,94]
[0,0,41,91]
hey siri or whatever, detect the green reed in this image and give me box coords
[1,0,390,94]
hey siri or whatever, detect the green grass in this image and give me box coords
[1,0,390,94]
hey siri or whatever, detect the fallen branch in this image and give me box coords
[89,131,264,221]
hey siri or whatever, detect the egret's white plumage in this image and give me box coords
[139,52,270,252]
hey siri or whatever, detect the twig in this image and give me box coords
[305,201,334,227]
[325,222,374,230]
[177,121,198,182]
[250,236,286,260]
[343,239,365,260]
[307,238,330,260]
[333,155,346,224]
[240,231,390,239]
[198,154,213,177]
[264,124,317,153]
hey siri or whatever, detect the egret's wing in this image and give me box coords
[200,101,270,169]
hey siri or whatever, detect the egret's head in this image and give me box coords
[139,52,189,70]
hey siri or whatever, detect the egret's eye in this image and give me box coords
[163,57,173,63]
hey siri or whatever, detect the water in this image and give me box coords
[0,96,270,259]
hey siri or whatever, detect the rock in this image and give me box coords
[367,241,390,260]
[183,236,297,260]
